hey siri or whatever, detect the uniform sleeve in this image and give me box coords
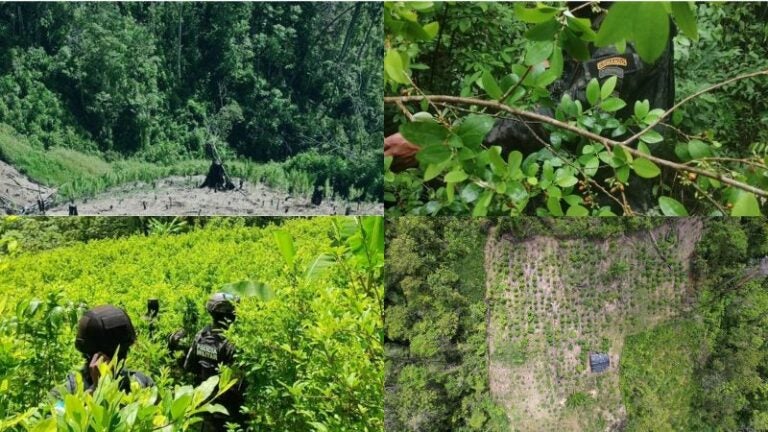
[183,339,198,373]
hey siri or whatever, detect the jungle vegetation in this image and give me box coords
[384,2,768,216]
[385,217,768,431]
[0,2,382,202]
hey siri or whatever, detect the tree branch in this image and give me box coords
[621,68,768,147]
[384,94,768,197]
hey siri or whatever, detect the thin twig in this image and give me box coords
[499,66,532,103]
[517,116,631,213]
[689,179,727,215]
[687,157,768,171]
[621,68,768,147]
[385,94,768,197]
[395,100,414,122]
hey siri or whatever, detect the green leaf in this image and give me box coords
[273,230,295,268]
[525,40,554,66]
[424,162,446,181]
[674,142,691,162]
[601,97,626,112]
[487,146,506,175]
[563,195,583,206]
[525,19,560,41]
[514,4,559,23]
[423,21,440,39]
[461,183,481,203]
[417,144,452,165]
[222,280,275,301]
[556,174,578,188]
[583,156,599,176]
[566,204,589,216]
[596,2,670,63]
[632,158,661,178]
[631,3,670,63]
[586,78,600,106]
[562,28,590,61]
[658,196,688,216]
[455,115,495,149]
[171,394,193,420]
[616,165,630,183]
[400,121,449,147]
[472,191,494,216]
[634,100,650,119]
[565,13,597,40]
[671,2,698,41]
[687,139,711,159]
[640,129,664,144]
[444,169,468,183]
[195,376,220,403]
[304,254,336,281]
[384,49,408,84]
[731,191,761,216]
[481,71,503,99]
[547,195,564,216]
[508,151,523,176]
[548,45,564,77]
[601,76,618,99]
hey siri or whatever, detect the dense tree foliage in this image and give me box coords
[386,217,768,431]
[385,2,768,216]
[385,218,507,432]
[0,2,382,201]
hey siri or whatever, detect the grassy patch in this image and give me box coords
[620,320,701,431]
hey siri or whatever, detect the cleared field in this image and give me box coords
[485,219,703,431]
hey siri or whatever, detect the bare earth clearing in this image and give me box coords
[0,161,382,216]
[485,219,703,432]
[46,176,382,216]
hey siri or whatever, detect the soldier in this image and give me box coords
[388,2,674,160]
[483,2,675,156]
[170,293,245,431]
[54,305,154,396]
[386,1,676,211]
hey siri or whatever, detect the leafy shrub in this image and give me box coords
[0,216,383,431]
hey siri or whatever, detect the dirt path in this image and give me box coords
[0,160,55,214]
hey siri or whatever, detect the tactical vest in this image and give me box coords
[185,325,235,384]
[554,39,675,117]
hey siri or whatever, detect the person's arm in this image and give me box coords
[385,133,420,172]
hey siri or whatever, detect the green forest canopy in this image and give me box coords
[385,217,768,431]
[0,2,382,201]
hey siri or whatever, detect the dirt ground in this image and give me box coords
[0,160,382,216]
[0,160,54,214]
[46,176,382,216]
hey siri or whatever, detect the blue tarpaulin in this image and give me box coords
[590,353,610,373]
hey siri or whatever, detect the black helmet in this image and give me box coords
[75,305,136,360]
[206,293,239,322]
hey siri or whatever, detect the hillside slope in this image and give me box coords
[0,159,55,214]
